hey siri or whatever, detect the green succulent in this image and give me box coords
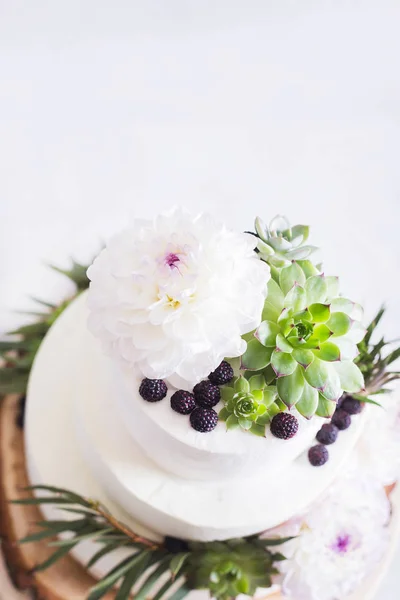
[241,269,366,418]
[218,375,281,436]
[186,537,285,600]
[254,215,318,269]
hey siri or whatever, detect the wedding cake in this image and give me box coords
[20,209,400,600]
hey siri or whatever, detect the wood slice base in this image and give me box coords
[0,395,114,600]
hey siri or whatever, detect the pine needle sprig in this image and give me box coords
[0,260,92,397]
[13,486,291,600]
[355,306,400,398]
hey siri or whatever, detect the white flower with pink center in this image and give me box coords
[271,475,391,600]
[86,208,269,386]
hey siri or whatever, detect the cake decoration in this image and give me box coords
[170,390,196,415]
[86,208,270,388]
[308,444,330,466]
[1,210,400,600]
[139,377,168,402]
[270,412,299,440]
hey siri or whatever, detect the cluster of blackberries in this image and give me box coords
[308,395,363,467]
[139,361,234,433]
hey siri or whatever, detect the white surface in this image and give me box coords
[1,0,400,594]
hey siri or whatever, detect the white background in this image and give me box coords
[0,1,399,597]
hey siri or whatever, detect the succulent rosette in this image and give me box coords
[219,375,280,436]
[241,265,366,418]
[254,215,318,269]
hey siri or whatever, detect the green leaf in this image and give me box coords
[334,361,364,393]
[314,342,340,362]
[167,582,190,600]
[88,552,150,600]
[235,376,250,393]
[262,387,277,407]
[218,407,230,421]
[262,301,280,322]
[364,306,385,344]
[308,303,330,323]
[237,575,250,594]
[9,321,49,338]
[296,382,319,418]
[324,276,339,299]
[276,333,293,353]
[220,387,234,403]
[284,285,307,312]
[170,553,190,577]
[254,216,269,242]
[313,323,332,343]
[238,417,253,430]
[33,544,76,572]
[134,559,171,600]
[305,275,327,305]
[249,374,266,391]
[241,339,271,370]
[271,350,297,377]
[256,321,280,347]
[352,393,383,408]
[316,394,337,418]
[297,259,320,278]
[384,347,400,366]
[279,262,306,296]
[226,415,240,430]
[250,423,266,437]
[276,366,304,407]
[292,348,314,368]
[258,536,295,546]
[304,359,341,400]
[285,245,318,261]
[152,577,175,600]
[327,312,351,336]
[87,542,128,569]
[265,278,285,310]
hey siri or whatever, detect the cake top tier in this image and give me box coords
[86,208,366,444]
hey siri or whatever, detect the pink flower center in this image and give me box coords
[165,252,181,268]
[331,534,351,555]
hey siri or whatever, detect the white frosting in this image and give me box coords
[115,362,324,481]
[25,292,367,544]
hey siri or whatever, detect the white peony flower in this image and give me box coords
[87,208,269,387]
[273,475,391,600]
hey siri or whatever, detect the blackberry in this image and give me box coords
[332,408,352,431]
[270,412,299,440]
[139,378,168,402]
[190,407,218,432]
[164,536,190,553]
[193,380,221,408]
[316,423,339,445]
[170,390,196,415]
[208,361,234,386]
[308,444,329,466]
[341,396,363,415]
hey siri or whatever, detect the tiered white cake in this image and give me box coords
[26,292,366,544]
